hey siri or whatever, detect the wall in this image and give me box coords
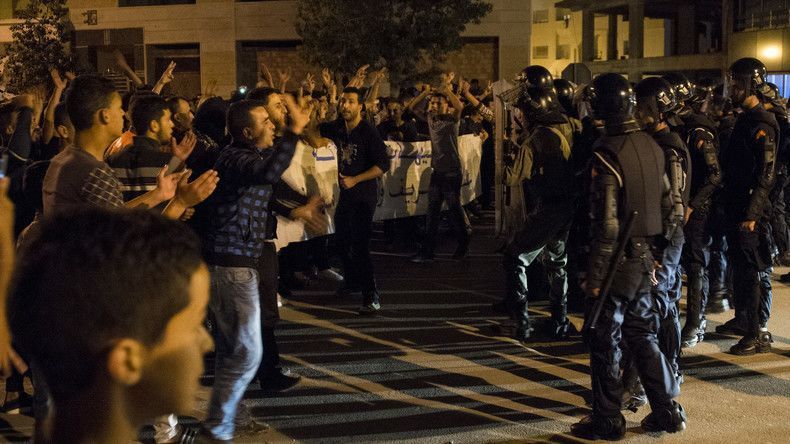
[728,27,790,72]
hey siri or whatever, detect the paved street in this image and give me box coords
[2,214,789,443]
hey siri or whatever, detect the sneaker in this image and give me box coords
[729,331,772,355]
[359,301,381,315]
[571,414,626,441]
[318,268,344,283]
[1,391,32,414]
[641,401,687,434]
[259,368,301,392]
[715,318,747,336]
[410,253,434,263]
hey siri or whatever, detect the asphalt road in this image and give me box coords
[1,215,789,443]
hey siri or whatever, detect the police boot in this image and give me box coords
[547,317,571,339]
[621,387,648,413]
[508,298,533,342]
[706,291,731,314]
[359,291,381,316]
[641,401,687,434]
[729,330,773,355]
[571,413,626,441]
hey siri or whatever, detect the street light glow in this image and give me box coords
[760,44,782,60]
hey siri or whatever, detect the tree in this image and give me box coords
[296,0,492,87]
[3,0,75,93]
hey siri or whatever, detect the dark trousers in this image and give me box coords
[335,195,376,293]
[709,233,730,300]
[654,230,684,376]
[683,208,712,329]
[727,222,773,334]
[503,204,574,322]
[422,171,471,257]
[257,242,281,378]
[584,256,678,418]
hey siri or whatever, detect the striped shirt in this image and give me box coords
[106,136,177,201]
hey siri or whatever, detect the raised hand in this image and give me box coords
[113,49,131,69]
[205,79,218,98]
[321,68,334,88]
[283,93,311,135]
[170,131,197,162]
[260,62,274,87]
[155,164,181,202]
[175,169,219,208]
[50,68,68,91]
[303,72,316,94]
[278,67,292,91]
[160,61,176,85]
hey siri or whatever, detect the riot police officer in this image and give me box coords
[717,57,778,355]
[662,74,725,348]
[572,73,685,440]
[634,76,690,379]
[500,66,577,340]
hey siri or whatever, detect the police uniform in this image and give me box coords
[570,73,686,440]
[678,111,723,347]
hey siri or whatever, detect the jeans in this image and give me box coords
[205,265,263,440]
[335,195,376,294]
[422,171,471,257]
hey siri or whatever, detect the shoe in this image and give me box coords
[259,368,301,392]
[706,296,731,314]
[715,318,747,336]
[729,331,772,355]
[277,293,285,308]
[157,425,198,444]
[318,268,344,283]
[621,391,648,413]
[547,318,571,339]
[491,300,509,315]
[681,320,705,348]
[292,271,312,287]
[514,324,534,342]
[641,401,687,433]
[410,253,434,263]
[359,292,381,315]
[781,272,790,283]
[571,414,626,440]
[676,372,685,385]
[234,420,271,438]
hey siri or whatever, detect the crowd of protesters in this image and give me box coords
[0,46,786,442]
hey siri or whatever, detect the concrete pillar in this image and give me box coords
[677,3,697,55]
[628,0,644,60]
[608,14,619,60]
[582,9,595,62]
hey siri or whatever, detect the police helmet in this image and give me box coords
[662,72,695,103]
[588,73,636,120]
[728,57,767,97]
[634,77,678,117]
[553,78,577,116]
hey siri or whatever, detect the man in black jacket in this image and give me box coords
[717,58,778,355]
[321,87,390,314]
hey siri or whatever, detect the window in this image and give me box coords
[119,0,195,6]
[734,0,790,31]
[556,7,572,21]
[533,46,549,59]
[623,40,629,57]
[533,9,549,24]
[556,45,571,59]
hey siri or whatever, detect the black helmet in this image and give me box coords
[553,78,576,116]
[634,77,678,120]
[516,85,561,116]
[760,81,783,105]
[516,65,554,90]
[694,78,717,103]
[588,73,636,120]
[729,57,767,96]
[662,72,695,103]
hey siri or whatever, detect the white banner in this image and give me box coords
[275,135,483,248]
